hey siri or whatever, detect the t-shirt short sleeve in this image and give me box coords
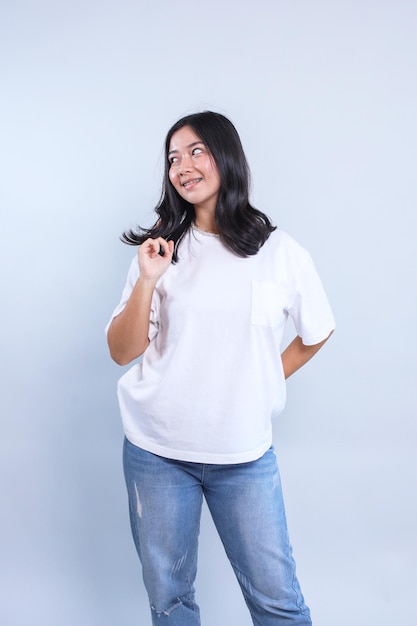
[105,256,160,341]
[287,252,335,345]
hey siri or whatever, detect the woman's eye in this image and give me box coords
[170,156,178,165]
[192,147,203,156]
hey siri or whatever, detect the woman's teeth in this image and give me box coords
[183,178,202,187]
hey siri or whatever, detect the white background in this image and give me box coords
[1,1,416,624]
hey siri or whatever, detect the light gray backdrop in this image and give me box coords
[1,1,416,625]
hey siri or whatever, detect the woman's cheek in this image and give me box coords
[169,170,180,191]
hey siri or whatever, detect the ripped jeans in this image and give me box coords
[123,439,312,626]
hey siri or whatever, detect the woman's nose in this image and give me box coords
[179,154,192,173]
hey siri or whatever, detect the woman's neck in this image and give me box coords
[193,210,218,234]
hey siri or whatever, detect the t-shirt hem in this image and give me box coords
[124,431,272,465]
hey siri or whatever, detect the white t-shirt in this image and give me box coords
[107,227,335,464]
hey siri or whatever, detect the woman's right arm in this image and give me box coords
[107,237,174,365]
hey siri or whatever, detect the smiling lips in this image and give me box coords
[182,177,202,188]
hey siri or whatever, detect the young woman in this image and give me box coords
[106,111,335,625]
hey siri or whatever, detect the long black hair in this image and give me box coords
[121,111,276,261]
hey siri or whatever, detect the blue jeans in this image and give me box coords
[123,438,312,626]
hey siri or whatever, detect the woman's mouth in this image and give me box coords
[182,178,202,188]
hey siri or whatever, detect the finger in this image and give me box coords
[157,238,174,258]
[143,238,160,257]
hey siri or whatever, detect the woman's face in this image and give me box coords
[168,125,221,213]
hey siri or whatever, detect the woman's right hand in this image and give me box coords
[107,237,174,365]
[138,237,175,281]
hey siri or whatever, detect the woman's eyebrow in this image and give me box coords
[168,141,204,157]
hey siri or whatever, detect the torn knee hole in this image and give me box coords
[133,482,142,518]
[150,598,182,617]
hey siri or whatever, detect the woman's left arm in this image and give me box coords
[281,331,333,379]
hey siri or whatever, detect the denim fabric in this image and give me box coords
[123,438,312,625]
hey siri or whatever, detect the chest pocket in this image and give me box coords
[251,281,284,327]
